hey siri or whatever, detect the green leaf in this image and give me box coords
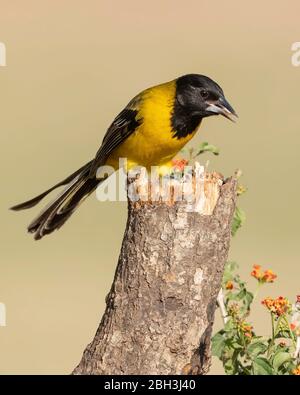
[224,358,235,374]
[247,341,268,358]
[224,318,235,333]
[275,329,295,340]
[226,261,239,271]
[226,291,239,301]
[244,291,254,307]
[211,332,226,358]
[223,349,240,375]
[224,337,244,351]
[273,352,292,371]
[235,288,247,300]
[195,142,220,156]
[222,261,239,284]
[231,342,243,351]
[253,357,274,375]
[223,261,239,276]
[231,206,246,236]
[238,291,254,315]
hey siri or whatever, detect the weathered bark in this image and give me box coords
[73,167,237,375]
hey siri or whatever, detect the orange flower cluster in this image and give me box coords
[240,322,253,339]
[251,265,277,283]
[227,302,253,339]
[225,281,234,290]
[171,158,189,172]
[261,296,291,317]
[292,366,300,375]
[290,323,300,336]
[228,303,240,318]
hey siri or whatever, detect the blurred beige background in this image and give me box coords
[0,0,299,374]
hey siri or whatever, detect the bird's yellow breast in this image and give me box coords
[107,81,198,170]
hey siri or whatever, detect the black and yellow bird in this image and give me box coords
[11,74,237,240]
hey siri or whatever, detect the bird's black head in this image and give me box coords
[172,74,237,138]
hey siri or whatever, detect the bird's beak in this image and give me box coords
[206,97,238,122]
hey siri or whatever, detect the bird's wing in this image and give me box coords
[89,95,142,178]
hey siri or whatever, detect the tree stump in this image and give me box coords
[73,165,237,375]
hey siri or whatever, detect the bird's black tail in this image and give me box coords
[10,160,100,240]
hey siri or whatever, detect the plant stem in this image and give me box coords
[283,316,296,350]
[267,313,275,357]
[272,314,275,340]
[252,283,262,303]
[295,337,300,360]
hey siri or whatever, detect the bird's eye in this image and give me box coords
[200,89,209,99]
